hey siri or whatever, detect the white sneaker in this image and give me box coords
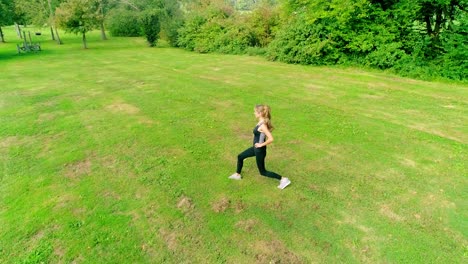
[228,173,242,180]
[278,178,291,189]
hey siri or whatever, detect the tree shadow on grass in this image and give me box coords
[0,45,64,63]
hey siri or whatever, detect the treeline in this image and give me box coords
[1,0,466,80]
[0,0,181,48]
[175,0,467,80]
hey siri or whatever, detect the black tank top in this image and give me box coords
[253,122,266,145]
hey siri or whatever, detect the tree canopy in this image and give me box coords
[55,0,100,48]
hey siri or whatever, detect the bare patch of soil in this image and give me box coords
[379,205,404,222]
[235,219,257,232]
[234,200,246,214]
[106,102,140,114]
[212,197,231,213]
[253,240,302,264]
[159,228,178,251]
[64,159,92,178]
[177,196,194,212]
[400,158,417,167]
[0,136,34,148]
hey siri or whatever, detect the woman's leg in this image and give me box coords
[254,148,282,180]
[236,147,255,174]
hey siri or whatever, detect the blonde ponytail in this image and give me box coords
[255,104,274,131]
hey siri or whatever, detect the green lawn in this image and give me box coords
[1,26,467,263]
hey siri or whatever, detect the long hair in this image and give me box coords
[255,104,274,131]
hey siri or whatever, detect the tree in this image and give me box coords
[108,0,183,46]
[0,0,15,42]
[140,9,160,46]
[97,0,107,40]
[14,0,63,44]
[96,0,120,40]
[55,0,99,48]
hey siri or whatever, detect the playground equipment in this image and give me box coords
[17,31,41,54]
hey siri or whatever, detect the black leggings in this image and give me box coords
[236,146,282,180]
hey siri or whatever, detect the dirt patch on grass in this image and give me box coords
[137,116,156,126]
[54,193,76,211]
[309,184,320,192]
[53,244,66,261]
[103,190,121,201]
[422,193,456,209]
[0,136,20,148]
[0,136,35,148]
[235,219,257,232]
[212,197,231,213]
[253,240,302,264]
[106,102,140,114]
[72,207,87,217]
[100,155,119,170]
[400,158,417,167]
[234,200,246,213]
[37,112,57,123]
[142,202,159,224]
[177,196,194,213]
[30,229,46,244]
[38,133,64,158]
[70,255,85,264]
[306,83,324,90]
[64,159,92,178]
[159,228,178,251]
[379,205,404,222]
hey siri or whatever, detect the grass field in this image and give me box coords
[1,26,467,263]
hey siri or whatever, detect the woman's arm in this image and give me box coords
[255,124,274,148]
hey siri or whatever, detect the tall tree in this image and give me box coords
[96,0,120,40]
[140,9,160,46]
[55,0,99,48]
[416,0,467,37]
[0,0,15,42]
[14,0,63,44]
[97,0,108,40]
[48,0,63,44]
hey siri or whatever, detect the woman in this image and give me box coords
[229,104,291,190]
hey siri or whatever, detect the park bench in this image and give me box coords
[16,31,42,54]
[17,42,41,54]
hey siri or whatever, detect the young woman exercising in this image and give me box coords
[229,104,291,190]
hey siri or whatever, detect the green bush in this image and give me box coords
[106,9,142,37]
[140,10,161,47]
[267,16,340,65]
[177,2,279,55]
[439,15,468,80]
[158,0,184,47]
[366,42,407,69]
[177,15,207,51]
[176,0,466,81]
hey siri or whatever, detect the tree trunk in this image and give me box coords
[50,26,55,40]
[54,27,62,45]
[83,32,88,49]
[433,8,443,37]
[0,27,4,43]
[100,22,107,40]
[424,14,432,36]
[48,0,61,44]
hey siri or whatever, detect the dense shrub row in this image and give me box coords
[104,0,466,81]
